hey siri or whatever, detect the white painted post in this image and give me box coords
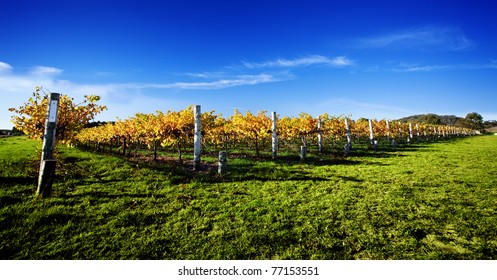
[193,105,201,171]
[317,117,323,154]
[37,93,60,198]
[369,119,378,151]
[344,118,352,155]
[300,145,306,161]
[218,151,227,174]
[408,122,413,144]
[271,111,277,159]
[368,119,374,145]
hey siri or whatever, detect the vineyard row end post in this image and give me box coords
[368,119,378,151]
[218,151,227,174]
[193,105,201,171]
[271,111,277,159]
[37,92,60,198]
[344,118,352,155]
[317,117,323,154]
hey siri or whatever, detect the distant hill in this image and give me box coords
[396,113,462,126]
[397,113,494,131]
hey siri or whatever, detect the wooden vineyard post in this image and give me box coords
[271,111,277,159]
[317,117,323,154]
[408,122,413,144]
[37,92,60,198]
[218,151,227,174]
[300,145,307,161]
[193,105,201,171]
[368,119,378,151]
[368,119,374,145]
[344,118,352,155]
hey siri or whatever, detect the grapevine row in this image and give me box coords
[75,105,476,159]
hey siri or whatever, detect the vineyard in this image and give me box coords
[4,95,495,260]
[75,105,476,163]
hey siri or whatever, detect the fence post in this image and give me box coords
[368,119,378,150]
[300,145,306,161]
[344,118,352,155]
[271,111,277,159]
[37,92,60,198]
[407,123,413,143]
[317,117,323,154]
[218,151,227,174]
[193,105,201,171]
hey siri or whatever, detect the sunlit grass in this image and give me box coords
[1,135,496,259]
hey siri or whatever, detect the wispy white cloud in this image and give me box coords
[0,62,283,128]
[331,56,354,66]
[0,53,361,128]
[317,98,416,120]
[185,71,226,79]
[362,60,497,73]
[394,64,454,72]
[393,60,497,72]
[356,25,475,52]
[30,65,63,75]
[321,98,414,113]
[243,55,353,68]
[130,74,279,90]
[0,61,13,72]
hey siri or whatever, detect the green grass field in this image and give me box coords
[1,135,496,259]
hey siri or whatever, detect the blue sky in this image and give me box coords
[1,0,497,129]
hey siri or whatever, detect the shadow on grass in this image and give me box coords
[62,135,474,189]
[0,195,24,207]
[0,176,37,187]
[66,146,388,186]
[57,191,167,200]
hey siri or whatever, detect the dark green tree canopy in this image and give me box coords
[465,112,484,130]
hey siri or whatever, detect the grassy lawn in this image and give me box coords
[1,135,496,259]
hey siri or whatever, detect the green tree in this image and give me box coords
[423,114,441,125]
[465,112,484,130]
